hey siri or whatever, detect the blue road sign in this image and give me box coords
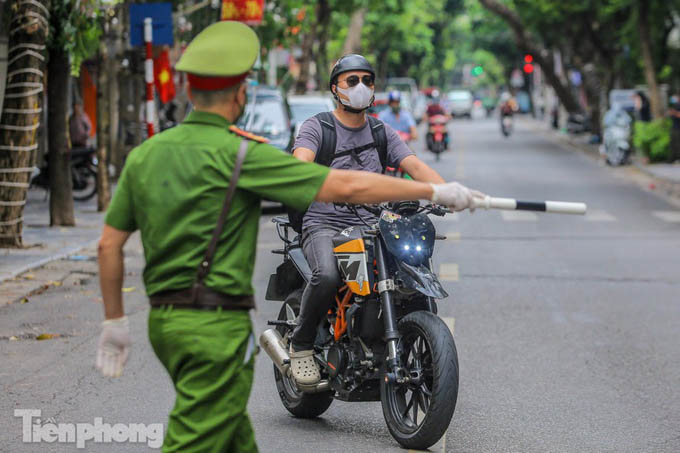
[129,3,174,46]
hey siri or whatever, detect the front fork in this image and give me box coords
[374,237,405,382]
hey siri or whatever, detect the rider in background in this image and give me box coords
[425,90,450,149]
[426,90,447,119]
[499,91,518,118]
[69,102,92,149]
[378,90,418,141]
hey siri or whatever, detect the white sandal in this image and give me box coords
[289,348,321,385]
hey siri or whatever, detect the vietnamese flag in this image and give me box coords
[154,48,176,104]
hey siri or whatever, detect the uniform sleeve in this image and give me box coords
[292,117,322,154]
[238,142,330,212]
[104,159,137,232]
[384,123,415,168]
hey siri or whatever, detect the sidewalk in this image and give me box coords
[523,117,680,204]
[0,189,104,284]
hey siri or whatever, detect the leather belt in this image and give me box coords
[149,287,254,311]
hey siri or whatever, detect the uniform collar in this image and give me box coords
[183,110,233,129]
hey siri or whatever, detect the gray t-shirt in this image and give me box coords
[294,114,414,229]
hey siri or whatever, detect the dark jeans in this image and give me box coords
[290,225,345,351]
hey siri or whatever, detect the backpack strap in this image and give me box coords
[366,116,388,173]
[314,111,337,167]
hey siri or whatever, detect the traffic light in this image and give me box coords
[523,62,534,74]
[471,65,484,77]
[524,54,533,63]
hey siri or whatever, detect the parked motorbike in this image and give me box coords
[600,107,632,166]
[426,114,448,161]
[31,147,98,201]
[261,201,458,450]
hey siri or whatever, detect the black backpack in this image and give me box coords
[288,111,389,233]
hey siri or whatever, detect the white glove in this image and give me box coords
[96,316,130,378]
[430,182,486,212]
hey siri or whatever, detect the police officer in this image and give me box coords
[95,21,483,452]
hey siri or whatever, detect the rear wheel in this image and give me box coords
[273,289,334,418]
[380,311,458,450]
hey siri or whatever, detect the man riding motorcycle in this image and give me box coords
[378,90,418,141]
[425,91,450,151]
[290,54,480,385]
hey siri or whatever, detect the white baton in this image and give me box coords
[473,196,587,215]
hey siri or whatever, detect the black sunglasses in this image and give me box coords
[340,74,375,88]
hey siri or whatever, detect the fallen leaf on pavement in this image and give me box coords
[122,287,136,293]
[48,281,62,287]
[9,336,18,341]
[23,274,35,280]
[36,334,59,341]
[20,298,29,304]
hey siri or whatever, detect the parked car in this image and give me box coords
[236,85,294,152]
[368,92,392,118]
[387,77,418,101]
[447,90,474,118]
[288,93,335,137]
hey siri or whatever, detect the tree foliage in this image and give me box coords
[48,0,106,76]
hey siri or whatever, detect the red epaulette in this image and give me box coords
[228,125,269,143]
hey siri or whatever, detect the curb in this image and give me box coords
[525,118,680,204]
[630,162,680,200]
[0,238,98,284]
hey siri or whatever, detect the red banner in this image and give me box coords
[221,0,264,25]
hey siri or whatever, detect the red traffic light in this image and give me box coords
[523,63,534,74]
[524,54,533,63]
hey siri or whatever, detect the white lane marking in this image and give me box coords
[585,209,617,222]
[439,263,459,281]
[442,317,455,335]
[652,210,680,223]
[445,231,461,242]
[501,210,538,221]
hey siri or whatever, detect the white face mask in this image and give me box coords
[336,83,374,110]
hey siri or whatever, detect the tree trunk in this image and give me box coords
[47,47,75,226]
[478,0,581,114]
[0,0,50,247]
[315,0,331,90]
[96,42,111,211]
[295,23,316,94]
[341,8,367,55]
[637,0,662,119]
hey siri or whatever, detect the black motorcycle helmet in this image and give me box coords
[329,54,375,91]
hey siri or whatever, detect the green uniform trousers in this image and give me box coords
[148,306,257,453]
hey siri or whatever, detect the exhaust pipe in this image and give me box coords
[259,328,332,394]
[259,328,291,375]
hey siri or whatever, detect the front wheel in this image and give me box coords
[273,289,334,418]
[380,311,458,450]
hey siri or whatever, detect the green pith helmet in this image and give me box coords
[176,21,260,77]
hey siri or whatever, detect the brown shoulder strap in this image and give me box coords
[192,139,249,300]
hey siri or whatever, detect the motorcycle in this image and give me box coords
[261,201,458,450]
[500,113,513,137]
[426,114,448,161]
[31,147,98,201]
[600,108,632,166]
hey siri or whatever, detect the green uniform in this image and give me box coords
[105,110,329,452]
[105,20,329,451]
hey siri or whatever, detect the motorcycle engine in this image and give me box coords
[326,345,346,379]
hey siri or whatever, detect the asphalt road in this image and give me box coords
[1,116,679,453]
